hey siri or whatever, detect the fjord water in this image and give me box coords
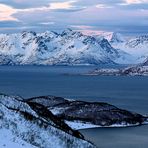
[0,65,148,148]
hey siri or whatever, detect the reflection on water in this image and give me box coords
[0,65,148,148]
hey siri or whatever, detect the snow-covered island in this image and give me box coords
[0,94,148,147]
[86,59,148,76]
[87,66,148,76]
[82,59,148,76]
[27,95,148,130]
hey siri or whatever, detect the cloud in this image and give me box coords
[0,0,81,11]
[80,30,113,36]
[0,4,18,21]
[0,0,51,9]
[70,25,94,29]
[95,4,113,9]
[0,1,84,22]
[70,25,113,35]
[0,0,148,35]
[18,1,79,12]
[39,22,55,25]
[49,1,76,10]
[122,0,148,5]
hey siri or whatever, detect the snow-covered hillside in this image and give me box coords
[0,29,131,65]
[0,94,95,148]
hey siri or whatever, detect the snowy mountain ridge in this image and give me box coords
[0,29,132,65]
[0,29,148,65]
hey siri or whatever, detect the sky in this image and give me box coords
[0,0,148,35]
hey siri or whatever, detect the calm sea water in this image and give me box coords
[0,65,148,148]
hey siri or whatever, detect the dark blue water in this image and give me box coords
[0,65,148,148]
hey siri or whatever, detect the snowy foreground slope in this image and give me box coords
[26,96,148,130]
[0,94,148,147]
[0,94,95,148]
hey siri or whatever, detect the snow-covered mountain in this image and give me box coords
[0,29,148,65]
[0,94,95,148]
[110,32,126,43]
[95,32,126,43]
[0,29,131,65]
[111,34,148,63]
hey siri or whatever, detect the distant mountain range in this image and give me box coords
[0,29,148,65]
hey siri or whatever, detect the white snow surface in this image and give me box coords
[0,129,37,148]
[65,120,146,130]
[65,121,100,130]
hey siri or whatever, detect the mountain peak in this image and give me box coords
[110,32,125,43]
[40,30,59,39]
[21,31,37,38]
[61,28,73,35]
[61,28,83,38]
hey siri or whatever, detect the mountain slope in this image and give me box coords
[0,94,95,148]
